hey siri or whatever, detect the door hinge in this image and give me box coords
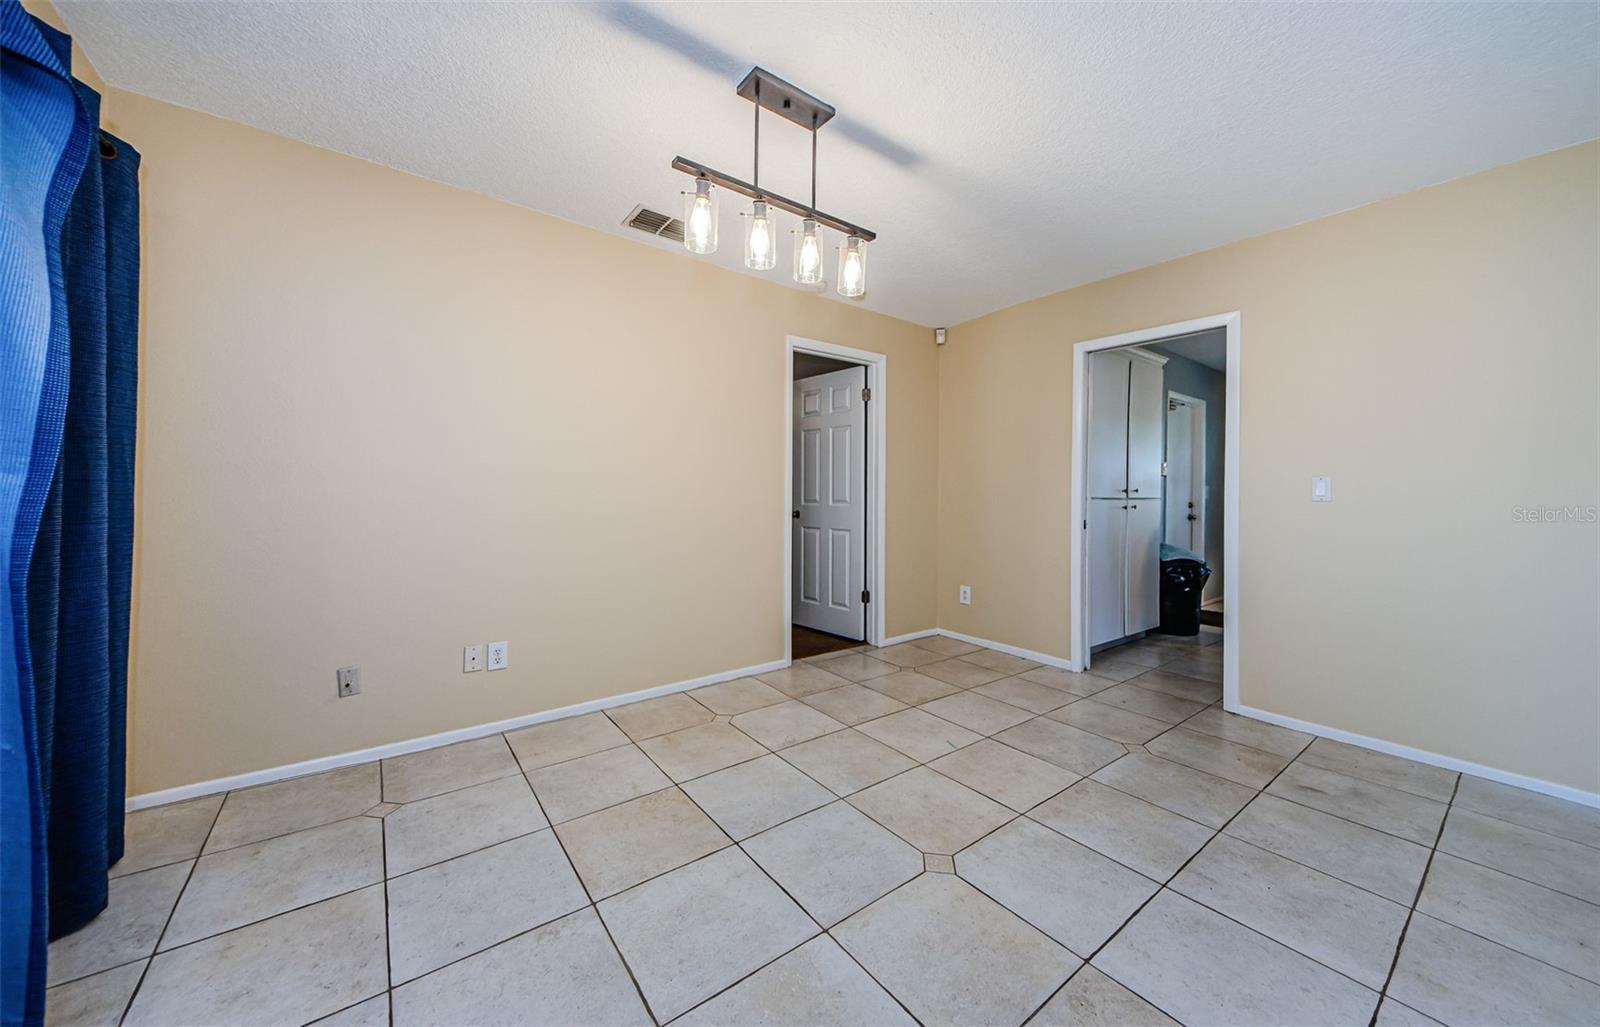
[861,589,871,604]
[861,387,871,402]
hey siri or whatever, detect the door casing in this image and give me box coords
[1069,312,1240,713]
[784,335,887,664]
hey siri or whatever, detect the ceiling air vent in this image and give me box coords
[623,204,685,244]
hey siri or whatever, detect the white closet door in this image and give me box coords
[1088,499,1127,646]
[792,366,868,639]
[1086,352,1130,498]
[1126,355,1165,500]
[1124,499,1163,634]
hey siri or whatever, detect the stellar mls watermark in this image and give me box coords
[1511,504,1597,524]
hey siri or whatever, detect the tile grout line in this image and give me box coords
[116,637,1593,1025]
[621,727,841,1024]
[1088,736,1585,1022]
[109,793,227,1026]
[378,824,606,1002]
[96,658,1399,1000]
[121,640,1140,1013]
[619,693,933,1025]
[550,707,1587,902]
[1434,801,1600,855]
[121,781,546,989]
[1059,747,1308,1027]
[124,732,1497,1017]
[379,752,396,1014]
[517,740,664,1027]
[1369,773,1459,1027]
[166,763,368,859]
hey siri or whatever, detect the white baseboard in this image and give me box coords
[933,629,1079,672]
[879,628,938,647]
[1234,703,1600,810]
[126,656,788,812]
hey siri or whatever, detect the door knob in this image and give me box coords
[792,510,800,519]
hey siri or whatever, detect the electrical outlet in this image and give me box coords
[463,645,483,673]
[959,585,972,605]
[336,666,360,698]
[486,641,509,671]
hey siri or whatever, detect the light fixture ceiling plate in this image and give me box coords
[736,66,835,131]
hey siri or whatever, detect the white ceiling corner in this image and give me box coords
[58,1,1600,327]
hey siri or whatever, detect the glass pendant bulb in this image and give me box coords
[793,219,825,285]
[743,200,777,271]
[682,179,718,255]
[837,235,867,298]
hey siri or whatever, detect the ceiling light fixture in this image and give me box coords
[682,178,717,255]
[675,67,876,299]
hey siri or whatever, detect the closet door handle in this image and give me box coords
[1129,488,1139,493]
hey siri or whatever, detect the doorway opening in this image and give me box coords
[1069,313,1239,708]
[785,335,887,665]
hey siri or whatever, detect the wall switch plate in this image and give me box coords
[1311,476,1333,502]
[463,645,483,673]
[486,641,509,671]
[959,585,972,605]
[336,666,360,698]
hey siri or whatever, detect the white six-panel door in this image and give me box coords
[793,366,867,639]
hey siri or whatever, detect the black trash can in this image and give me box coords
[1156,544,1211,636]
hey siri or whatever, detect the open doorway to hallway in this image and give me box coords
[1070,312,1239,707]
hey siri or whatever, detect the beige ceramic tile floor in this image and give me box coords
[46,628,1600,1026]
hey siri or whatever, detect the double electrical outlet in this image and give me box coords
[464,641,509,674]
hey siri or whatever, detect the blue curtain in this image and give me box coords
[2,4,138,1023]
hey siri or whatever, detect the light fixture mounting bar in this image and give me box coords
[671,156,876,242]
[736,67,835,131]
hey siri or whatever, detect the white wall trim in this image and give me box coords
[880,628,938,647]
[934,629,1078,671]
[126,656,787,812]
[1236,704,1600,810]
[1068,311,1241,709]
[784,335,889,661]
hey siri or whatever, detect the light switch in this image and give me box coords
[1311,476,1332,502]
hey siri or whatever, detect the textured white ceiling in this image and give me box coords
[60,1,1599,327]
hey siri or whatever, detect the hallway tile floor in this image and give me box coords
[46,628,1600,1026]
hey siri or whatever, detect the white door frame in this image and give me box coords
[1070,312,1241,711]
[1165,390,1207,561]
[785,335,887,664]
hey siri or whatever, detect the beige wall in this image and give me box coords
[95,91,938,795]
[939,142,1600,792]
